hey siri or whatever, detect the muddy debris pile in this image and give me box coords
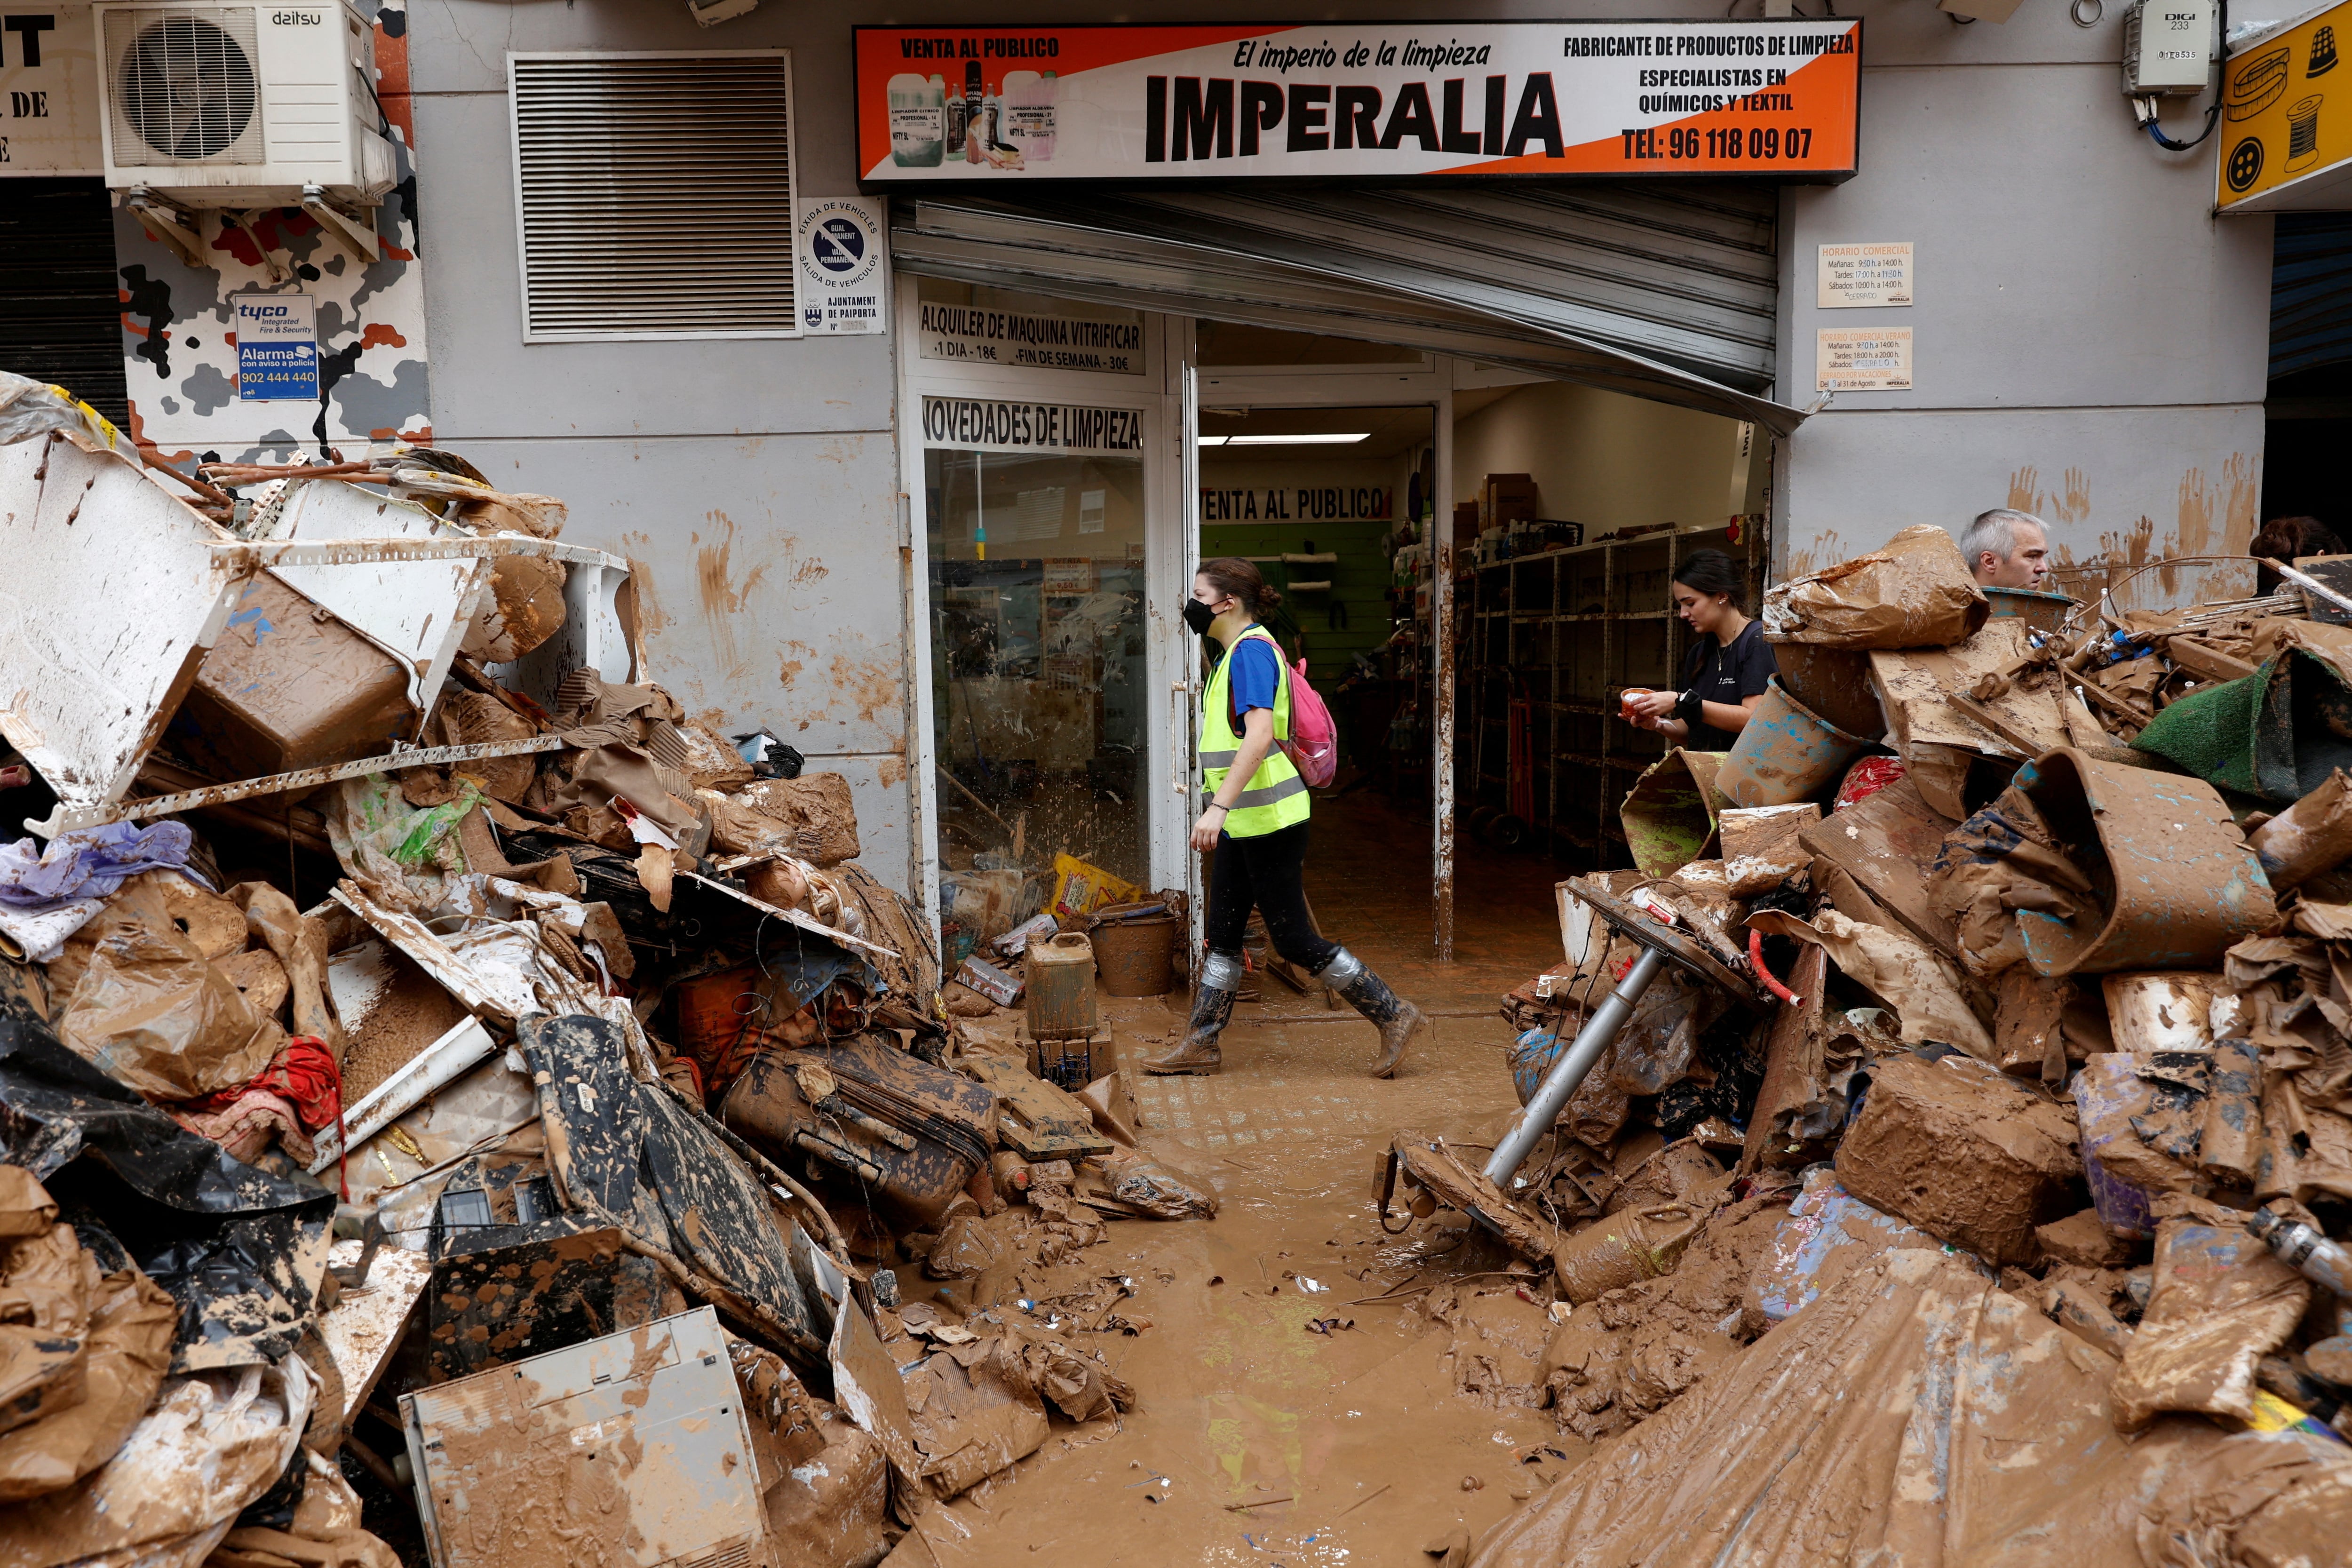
[1386,528,2352,1565]
[0,378,1195,1568]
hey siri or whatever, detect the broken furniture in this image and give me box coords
[1386,877,1762,1259]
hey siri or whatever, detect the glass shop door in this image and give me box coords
[901,280,1187,962]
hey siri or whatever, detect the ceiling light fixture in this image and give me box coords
[1197,432,1373,446]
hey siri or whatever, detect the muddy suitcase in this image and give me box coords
[720,1032,995,1228]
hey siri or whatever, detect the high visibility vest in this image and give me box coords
[1200,626,1310,836]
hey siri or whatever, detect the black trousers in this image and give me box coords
[1203,819,1338,972]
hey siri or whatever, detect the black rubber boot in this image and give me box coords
[1314,947,1424,1079]
[1146,952,1242,1075]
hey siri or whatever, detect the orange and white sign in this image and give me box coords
[854,21,1860,184]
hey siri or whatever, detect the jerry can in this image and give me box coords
[1025,930,1098,1041]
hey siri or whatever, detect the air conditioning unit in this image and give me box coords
[93,1,395,211]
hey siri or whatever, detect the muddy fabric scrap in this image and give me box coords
[0,821,193,913]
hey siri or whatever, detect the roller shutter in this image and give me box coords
[890,181,1800,433]
[0,178,131,428]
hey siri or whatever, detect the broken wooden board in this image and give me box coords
[317,1238,433,1425]
[1867,620,2072,763]
[1391,1132,1562,1261]
[1797,776,1959,956]
[960,1055,1113,1160]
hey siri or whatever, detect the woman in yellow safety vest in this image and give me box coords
[1145,557,1426,1079]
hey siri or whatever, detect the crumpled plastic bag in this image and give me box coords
[56,877,281,1101]
[0,1171,176,1503]
[323,775,484,914]
[1761,525,1989,650]
[1089,1146,1218,1220]
[208,1448,401,1568]
[0,1356,313,1568]
[0,820,192,913]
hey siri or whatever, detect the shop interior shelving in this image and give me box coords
[1454,518,1766,868]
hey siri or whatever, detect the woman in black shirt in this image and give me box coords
[1624,549,1776,751]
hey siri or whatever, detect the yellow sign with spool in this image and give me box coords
[2217,0,2352,209]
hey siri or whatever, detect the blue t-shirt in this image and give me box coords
[1224,635,1282,722]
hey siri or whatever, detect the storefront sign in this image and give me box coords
[855,21,1860,183]
[1201,486,1390,521]
[795,198,888,334]
[233,294,320,401]
[2217,0,2352,210]
[0,4,103,175]
[922,394,1148,454]
[1816,242,1913,307]
[1816,326,1911,392]
[919,300,1146,373]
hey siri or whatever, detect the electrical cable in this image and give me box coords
[2137,94,2222,150]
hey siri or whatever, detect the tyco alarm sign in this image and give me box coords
[854,21,1860,183]
[233,294,319,401]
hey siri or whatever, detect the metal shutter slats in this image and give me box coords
[511,53,795,340]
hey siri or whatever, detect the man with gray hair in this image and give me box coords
[1956,508,2053,589]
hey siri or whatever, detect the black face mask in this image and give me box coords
[1182,597,1219,637]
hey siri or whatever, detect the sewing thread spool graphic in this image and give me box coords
[2287,95,2326,171]
[2312,25,2339,77]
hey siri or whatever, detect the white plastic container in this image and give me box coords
[1005,69,1059,161]
[888,72,944,167]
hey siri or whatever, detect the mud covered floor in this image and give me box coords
[902,796,1574,1565]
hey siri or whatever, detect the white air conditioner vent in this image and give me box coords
[510,51,798,341]
[106,8,263,165]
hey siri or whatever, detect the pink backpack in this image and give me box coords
[1279,655,1338,788]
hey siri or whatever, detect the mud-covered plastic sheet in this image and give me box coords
[1471,1248,2352,1568]
[0,1017,333,1371]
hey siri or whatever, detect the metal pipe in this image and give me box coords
[1482,946,1666,1187]
[1433,392,1455,962]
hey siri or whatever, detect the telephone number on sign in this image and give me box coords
[1666,126,1816,159]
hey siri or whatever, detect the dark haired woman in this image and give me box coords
[2251,515,2345,595]
[1146,557,1426,1078]
[1623,549,1777,749]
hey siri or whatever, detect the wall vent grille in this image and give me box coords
[510,51,797,341]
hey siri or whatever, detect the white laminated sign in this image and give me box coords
[794,197,888,335]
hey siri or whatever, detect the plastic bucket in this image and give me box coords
[1715,677,1870,808]
[1768,642,1884,741]
[1092,912,1180,996]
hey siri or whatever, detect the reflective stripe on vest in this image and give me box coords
[1200,625,1310,836]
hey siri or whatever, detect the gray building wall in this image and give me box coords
[402,0,2278,895]
[407,1,916,887]
[1772,2,2272,592]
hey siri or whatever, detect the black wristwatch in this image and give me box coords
[1674,687,1707,725]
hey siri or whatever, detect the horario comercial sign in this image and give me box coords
[853,20,1860,183]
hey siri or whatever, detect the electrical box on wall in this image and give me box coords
[2123,0,2219,95]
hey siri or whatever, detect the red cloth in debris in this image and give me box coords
[169,1035,342,1166]
[1833,756,1908,812]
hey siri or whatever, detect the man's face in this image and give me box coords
[1979,521,2051,589]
